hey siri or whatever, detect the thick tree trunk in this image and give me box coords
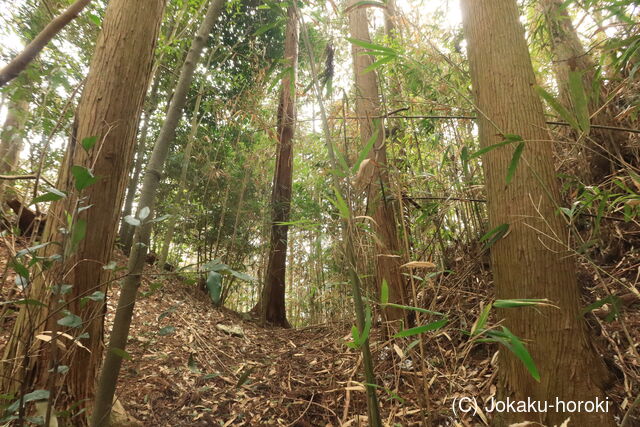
[541,0,631,182]
[0,99,29,201]
[257,5,298,328]
[0,0,164,422]
[461,1,615,425]
[91,0,226,424]
[347,2,406,323]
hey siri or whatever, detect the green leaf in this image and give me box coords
[381,302,444,316]
[58,312,82,329]
[12,299,46,307]
[70,219,87,253]
[494,299,551,308]
[492,327,540,382]
[380,279,389,304]
[82,291,105,302]
[138,206,150,221]
[331,187,350,219]
[254,19,283,36]
[109,347,132,360]
[50,365,69,374]
[235,367,255,387]
[52,284,73,295]
[471,303,492,336]
[70,166,97,191]
[479,223,509,249]
[158,326,176,336]
[351,125,379,174]
[124,215,140,227]
[534,85,580,131]
[568,71,590,133]
[347,38,397,55]
[32,187,66,204]
[11,260,29,280]
[6,390,49,414]
[81,136,98,152]
[468,135,521,159]
[363,55,396,73]
[505,142,525,185]
[581,295,620,322]
[87,14,101,26]
[393,318,448,338]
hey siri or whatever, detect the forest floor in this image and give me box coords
[1,241,639,426]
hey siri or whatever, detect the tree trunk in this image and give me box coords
[541,0,631,182]
[158,50,214,267]
[347,1,407,323]
[119,76,161,254]
[461,0,615,425]
[91,0,226,424]
[0,0,164,422]
[257,5,298,328]
[0,99,29,201]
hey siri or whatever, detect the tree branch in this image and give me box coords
[0,0,92,87]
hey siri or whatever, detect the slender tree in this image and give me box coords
[461,0,615,425]
[92,0,227,423]
[0,0,164,422]
[255,5,299,327]
[347,1,407,322]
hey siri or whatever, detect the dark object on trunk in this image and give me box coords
[4,198,45,236]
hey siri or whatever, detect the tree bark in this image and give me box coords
[0,0,92,88]
[461,0,615,425]
[0,0,164,422]
[0,99,29,201]
[91,0,226,423]
[347,1,407,323]
[255,5,298,328]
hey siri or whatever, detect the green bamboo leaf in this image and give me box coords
[393,318,448,338]
[351,125,379,174]
[479,223,509,249]
[468,135,521,159]
[380,279,389,304]
[494,299,552,308]
[568,71,590,134]
[363,55,396,73]
[346,37,397,55]
[494,327,540,382]
[331,187,350,219]
[471,303,492,336]
[534,85,580,131]
[382,302,443,316]
[505,141,525,185]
